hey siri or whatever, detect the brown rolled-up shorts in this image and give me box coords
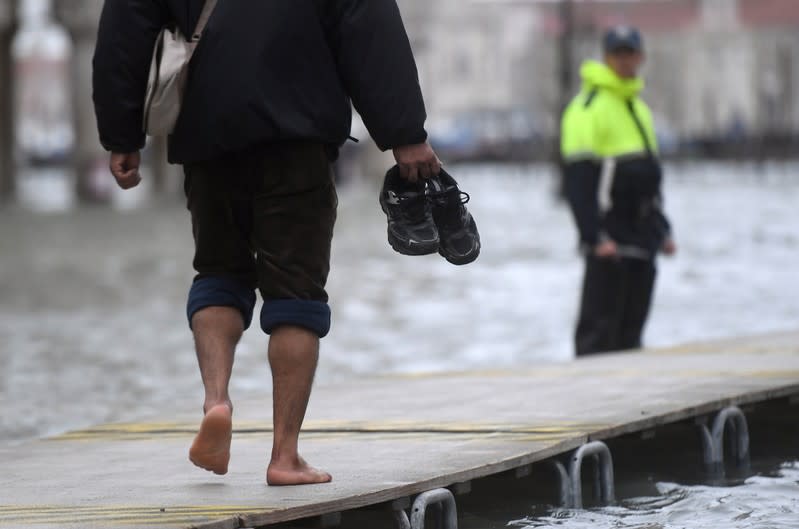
[183,141,337,337]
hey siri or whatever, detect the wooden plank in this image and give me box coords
[1,331,798,529]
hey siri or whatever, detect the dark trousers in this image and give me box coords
[575,255,656,356]
[183,141,338,337]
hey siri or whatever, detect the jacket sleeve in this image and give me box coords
[324,0,428,151]
[563,160,602,249]
[92,0,169,153]
[561,99,603,249]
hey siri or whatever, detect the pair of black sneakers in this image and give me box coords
[379,166,480,265]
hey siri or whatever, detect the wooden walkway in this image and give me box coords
[2,332,798,529]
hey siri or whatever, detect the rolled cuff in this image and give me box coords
[187,276,257,329]
[261,299,331,338]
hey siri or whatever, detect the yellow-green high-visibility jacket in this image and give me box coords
[560,60,671,258]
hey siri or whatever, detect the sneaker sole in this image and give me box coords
[439,246,480,265]
[387,230,439,256]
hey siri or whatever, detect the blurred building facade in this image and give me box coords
[0,0,173,203]
[400,0,799,160]
[2,0,799,201]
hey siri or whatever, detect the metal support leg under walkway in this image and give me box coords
[548,441,615,509]
[697,405,750,476]
[393,488,458,529]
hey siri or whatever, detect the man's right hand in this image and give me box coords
[110,151,142,189]
[594,239,618,259]
[392,142,441,182]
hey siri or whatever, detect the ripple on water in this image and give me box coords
[511,462,799,529]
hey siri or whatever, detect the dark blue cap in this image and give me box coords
[602,26,643,53]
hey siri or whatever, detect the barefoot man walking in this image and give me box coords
[92,0,439,485]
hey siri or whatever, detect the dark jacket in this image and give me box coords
[92,0,428,163]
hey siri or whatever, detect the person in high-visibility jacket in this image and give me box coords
[561,26,676,356]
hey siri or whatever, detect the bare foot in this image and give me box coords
[189,404,232,475]
[267,456,332,486]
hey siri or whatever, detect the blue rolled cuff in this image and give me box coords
[187,276,256,330]
[261,299,331,338]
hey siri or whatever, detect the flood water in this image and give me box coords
[505,464,799,529]
[1,161,798,527]
[516,463,799,529]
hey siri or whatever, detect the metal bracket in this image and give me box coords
[567,440,615,509]
[515,464,532,478]
[451,481,471,496]
[640,428,656,440]
[697,405,750,475]
[284,512,342,529]
[393,488,458,529]
[317,512,342,528]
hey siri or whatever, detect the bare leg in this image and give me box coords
[266,325,332,485]
[188,306,242,475]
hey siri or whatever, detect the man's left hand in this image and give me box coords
[392,142,441,182]
[661,238,677,256]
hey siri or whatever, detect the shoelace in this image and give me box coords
[427,186,470,209]
[426,186,471,229]
[427,186,469,203]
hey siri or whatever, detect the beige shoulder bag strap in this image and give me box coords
[143,0,219,136]
[192,0,218,41]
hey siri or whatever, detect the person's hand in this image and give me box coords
[594,239,618,259]
[661,238,677,256]
[109,151,142,189]
[392,142,441,182]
